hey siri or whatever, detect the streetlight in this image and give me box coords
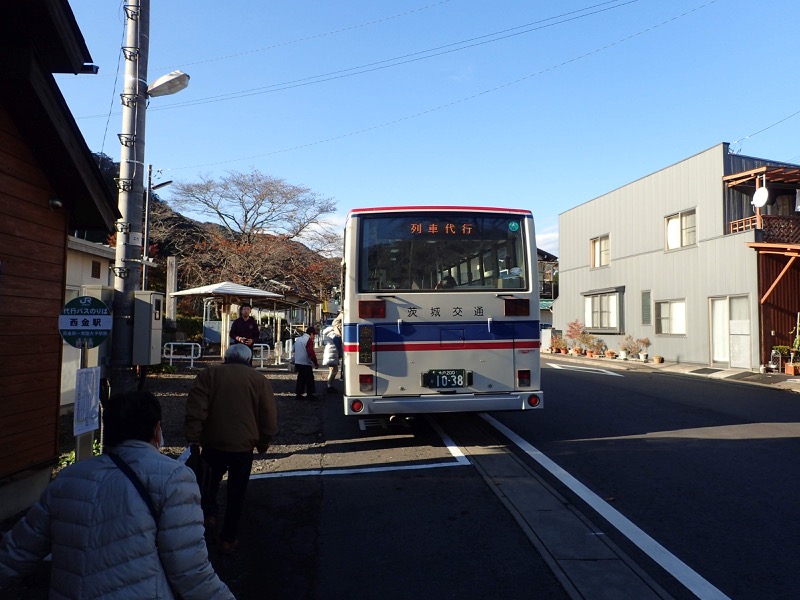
[142,164,172,289]
[110,0,190,395]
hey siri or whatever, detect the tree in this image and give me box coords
[169,169,339,250]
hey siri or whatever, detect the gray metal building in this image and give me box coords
[554,143,800,369]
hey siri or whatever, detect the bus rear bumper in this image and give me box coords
[343,391,543,416]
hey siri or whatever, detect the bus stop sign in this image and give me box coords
[59,296,112,349]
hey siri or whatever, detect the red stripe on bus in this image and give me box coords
[342,341,539,352]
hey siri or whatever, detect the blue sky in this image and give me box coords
[59,0,800,255]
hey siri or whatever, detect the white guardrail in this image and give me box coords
[252,344,273,369]
[162,342,202,368]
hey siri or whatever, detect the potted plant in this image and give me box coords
[637,337,651,362]
[605,348,617,359]
[652,355,664,364]
[587,337,605,358]
[579,331,596,357]
[551,334,568,354]
[619,335,637,360]
[565,319,584,355]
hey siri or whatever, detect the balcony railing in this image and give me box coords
[729,215,800,244]
[761,215,800,244]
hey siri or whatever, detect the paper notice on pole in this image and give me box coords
[74,367,101,436]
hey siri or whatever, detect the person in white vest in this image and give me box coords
[293,326,319,400]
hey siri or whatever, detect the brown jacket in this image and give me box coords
[185,362,278,453]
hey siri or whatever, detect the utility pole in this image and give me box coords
[110,0,150,394]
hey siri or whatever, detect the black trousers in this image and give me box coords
[295,364,316,397]
[200,446,253,543]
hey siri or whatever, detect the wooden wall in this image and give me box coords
[758,251,800,365]
[0,104,67,479]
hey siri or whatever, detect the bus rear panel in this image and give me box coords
[341,206,543,416]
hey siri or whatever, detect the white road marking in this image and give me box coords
[547,362,624,376]
[481,413,730,600]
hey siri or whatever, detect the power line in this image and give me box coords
[74,0,640,119]
[728,108,800,155]
[167,0,719,172]
[155,0,641,112]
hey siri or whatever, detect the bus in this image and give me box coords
[340,206,543,416]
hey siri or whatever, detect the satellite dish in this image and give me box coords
[752,187,769,208]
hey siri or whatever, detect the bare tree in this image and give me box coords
[170,169,338,248]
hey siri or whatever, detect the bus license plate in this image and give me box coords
[423,369,466,388]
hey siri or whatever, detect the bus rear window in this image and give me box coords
[358,213,527,292]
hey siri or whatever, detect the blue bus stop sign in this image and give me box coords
[59,296,112,349]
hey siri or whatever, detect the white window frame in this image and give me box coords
[655,299,686,335]
[591,235,610,268]
[583,289,621,333]
[665,209,696,250]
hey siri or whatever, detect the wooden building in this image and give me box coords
[0,0,118,519]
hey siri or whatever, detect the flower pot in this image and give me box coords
[618,350,628,360]
[640,352,648,362]
[586,351,595,358]
[785,363,800,376]
[653,356,664,364]
[605,350,617,359]
[559,348,568,354]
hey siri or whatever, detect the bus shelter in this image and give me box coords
[170,281,283,358]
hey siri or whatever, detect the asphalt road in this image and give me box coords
[491,363,800,600]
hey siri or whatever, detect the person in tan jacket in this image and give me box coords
[185,344,277,554]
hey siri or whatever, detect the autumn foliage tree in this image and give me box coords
[146,169,341,301]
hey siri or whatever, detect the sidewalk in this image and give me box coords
[542,350,800,393]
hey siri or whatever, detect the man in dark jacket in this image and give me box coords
[229,303,260,350]
[185,344,278,554]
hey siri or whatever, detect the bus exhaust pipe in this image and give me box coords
[389,415,415,426]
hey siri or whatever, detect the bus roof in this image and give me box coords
[347,206,533,217]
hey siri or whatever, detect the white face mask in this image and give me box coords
[156,423,165,450]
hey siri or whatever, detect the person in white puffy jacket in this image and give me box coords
[321,320,342,393]
[0,390,234,600]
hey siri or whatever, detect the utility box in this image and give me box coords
[133,291,165,365]
[80,285,114,376]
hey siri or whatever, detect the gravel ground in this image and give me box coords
[3,359,332,600]
[149,359,328,467]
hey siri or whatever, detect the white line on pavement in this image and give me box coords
[481,413,730,600]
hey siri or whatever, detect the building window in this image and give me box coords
[655,300,686,334]
[641,290,651,326]
[591,235,609,267]
[91,260,101,279]
[584,291,619,331]
[666,209,696,250]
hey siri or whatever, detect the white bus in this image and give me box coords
[340,206,543,416]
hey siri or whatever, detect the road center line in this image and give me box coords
[481,413,730,600]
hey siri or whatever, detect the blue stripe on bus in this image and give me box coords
[342,320,539,343]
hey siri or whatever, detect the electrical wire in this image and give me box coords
[167,0,719,172]
[97,1,128,163]
[729,108,800,156]
[76,0,640,118]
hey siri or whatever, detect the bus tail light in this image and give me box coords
[350,400,364,413]
[517,369,531,387]
[359,374,374,393]
[359,300,386,318]
[527,394,541,408]
[504,298,530,316]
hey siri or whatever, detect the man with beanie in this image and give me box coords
[185,344,277,554]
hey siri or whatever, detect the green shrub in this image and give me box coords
[176,315,203,340]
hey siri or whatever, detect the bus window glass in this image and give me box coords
[359,214,528,292]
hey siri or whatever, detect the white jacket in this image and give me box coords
[0,440,234,600]
[321,327,340,367]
